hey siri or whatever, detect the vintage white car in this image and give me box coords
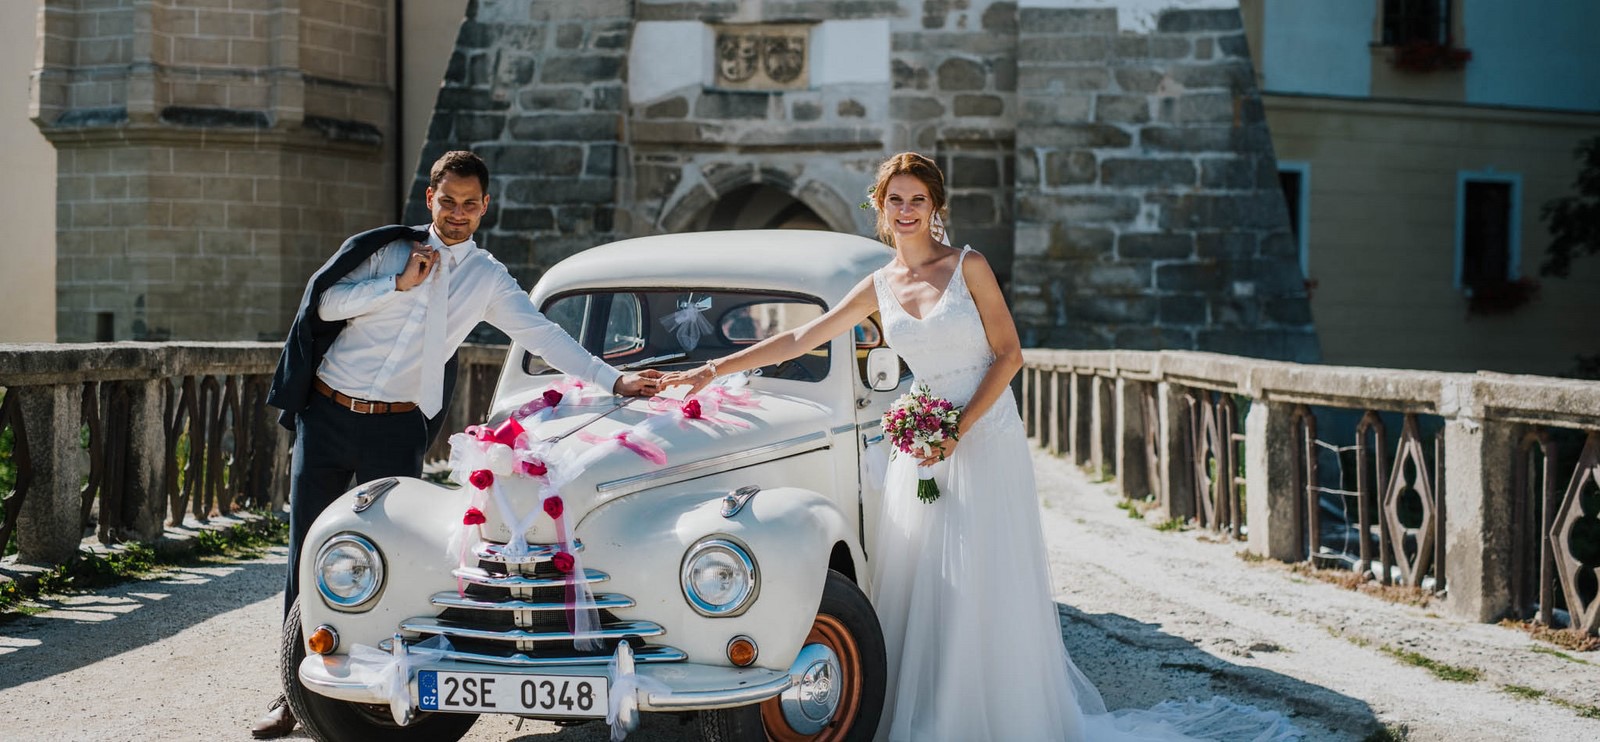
[285,230,915,741]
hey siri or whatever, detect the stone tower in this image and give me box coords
[35,0,395,342]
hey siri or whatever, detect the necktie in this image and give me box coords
[418,250,452,417]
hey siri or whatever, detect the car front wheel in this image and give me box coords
[698,569,887,742]
[280,598,479,742]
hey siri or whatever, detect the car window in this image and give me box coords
[525,289,831,383]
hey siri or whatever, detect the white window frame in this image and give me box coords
[1453,169,1522,291]
[1277,161,1311,278]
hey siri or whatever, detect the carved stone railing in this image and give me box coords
[1019,349,1600,635]
[0,342,509,570]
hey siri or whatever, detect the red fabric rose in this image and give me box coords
[681,398,703,419]
[542,495,564,520]
[468,469,494,490]
[521,459,548,477]
[551,551,575,573]
[462,507,486,526]
[542,389,564,408]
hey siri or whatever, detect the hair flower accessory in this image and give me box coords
[468,469,494,490]
[543,495,565,520]
[462,507,486,526]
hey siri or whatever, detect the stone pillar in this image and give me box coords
[121,379,166,541]
[1070,372,1092,466]
[1047,369,1065,456]
[1157,381,1194,520]
[1244,399,1302,561]
[1090,374,1111,479]
[1440,418,1518,622]
[15,384,84,564]
[1116,378,1153,500]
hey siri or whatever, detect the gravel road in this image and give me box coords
[3,448,1597,741]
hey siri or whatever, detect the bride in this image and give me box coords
[661,152,1301,742]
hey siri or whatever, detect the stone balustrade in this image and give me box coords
[1018,349,1600,634]
[0,342,509,568]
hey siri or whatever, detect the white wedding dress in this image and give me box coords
[868,247,1302,742]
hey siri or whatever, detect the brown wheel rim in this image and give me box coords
[759,613,863,741]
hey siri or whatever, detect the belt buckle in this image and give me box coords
[349,397,362,413]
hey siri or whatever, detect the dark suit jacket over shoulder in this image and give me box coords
[266,224,457,435]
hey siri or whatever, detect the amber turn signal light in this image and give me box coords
[308,625,340,655]
[726,635,758,667]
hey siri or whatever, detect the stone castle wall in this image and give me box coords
[38,0,393,342]
[1011,4,1315,357]
[410,0,1316,361]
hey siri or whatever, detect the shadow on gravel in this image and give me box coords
[1057,603,1381,741]
[0,548,286,692]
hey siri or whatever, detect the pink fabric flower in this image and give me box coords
[521,459,548,477]
[542,389,564,408]
[551,551,575,573]
[462,507,486,526]
[468,469,494,490]
[681,398,703,419]
[543,496,565,520]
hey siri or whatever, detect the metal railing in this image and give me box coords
[0,342,509,568]
[1019,349,1600,635]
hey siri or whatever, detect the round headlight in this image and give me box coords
[315,534,385,610]
[681,537,758,617]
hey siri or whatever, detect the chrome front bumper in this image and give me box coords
[298,653,793,712]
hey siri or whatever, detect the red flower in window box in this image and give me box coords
[1392,40,1472,73]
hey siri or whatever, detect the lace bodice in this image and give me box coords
[872,246,996,407]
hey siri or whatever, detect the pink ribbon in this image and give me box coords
[579,430,668,465]
[646,396,751,430]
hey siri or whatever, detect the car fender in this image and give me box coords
[578,485,853,672]
[297,478,469,651]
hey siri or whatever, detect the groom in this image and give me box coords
[253,150,660,738]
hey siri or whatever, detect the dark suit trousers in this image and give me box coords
[285,392,430,617]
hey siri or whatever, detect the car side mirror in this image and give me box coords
[865,348,901,392]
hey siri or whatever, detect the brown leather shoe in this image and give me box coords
[251,695,297,739]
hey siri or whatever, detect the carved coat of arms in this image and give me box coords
[713,25,809,90]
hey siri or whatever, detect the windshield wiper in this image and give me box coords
[616,352,689,370]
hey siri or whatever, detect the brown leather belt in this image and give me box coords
[313,378,418,414]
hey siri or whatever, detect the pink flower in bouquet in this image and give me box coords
[462,507,487,526]
[551,551,575,573]
[543,495,565,520]
[880,385,962,504]
[468,469,494,490]
[521,459,548,477]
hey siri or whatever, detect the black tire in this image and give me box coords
[698,570,887,742]
[281,598,479,742]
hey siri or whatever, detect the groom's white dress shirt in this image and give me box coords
[315,226,621,405]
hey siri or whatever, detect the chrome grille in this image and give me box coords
[397,540,685,664]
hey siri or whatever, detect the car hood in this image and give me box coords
[468,389,836,545]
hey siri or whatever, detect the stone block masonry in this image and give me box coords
[1011,2,1317,361]
[37,0,394,342]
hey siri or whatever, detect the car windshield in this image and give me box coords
[525,289,832,383]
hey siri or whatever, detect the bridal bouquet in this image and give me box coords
[881,385,961,503]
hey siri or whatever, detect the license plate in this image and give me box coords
[417,670,609,718]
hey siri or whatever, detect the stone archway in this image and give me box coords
[656,164,861,237]
[690,183,829,231]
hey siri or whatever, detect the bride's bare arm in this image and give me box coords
[953,251,1024,438]
[660,274,880,395]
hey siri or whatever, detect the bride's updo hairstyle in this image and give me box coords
[868,152,947,246]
